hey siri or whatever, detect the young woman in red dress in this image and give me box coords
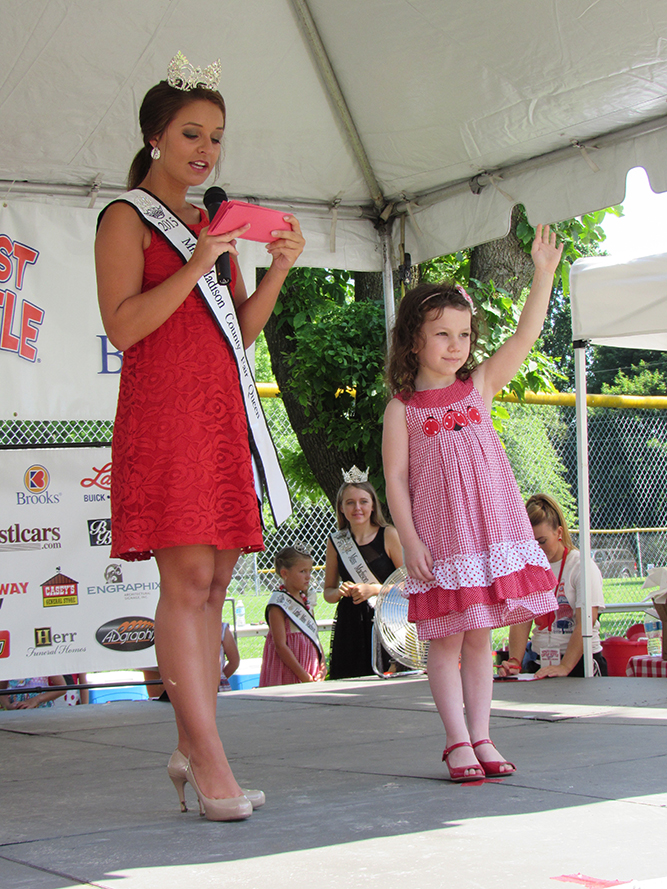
[95,56,304,821]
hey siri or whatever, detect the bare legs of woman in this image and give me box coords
[427,628,512,775]
[154,544,242,801]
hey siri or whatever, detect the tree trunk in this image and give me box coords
[262,276,361,507]
[469,205,533,299]
[353,271,383,302]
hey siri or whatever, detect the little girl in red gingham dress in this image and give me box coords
[383,225,563,783]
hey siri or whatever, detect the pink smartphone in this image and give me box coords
[208,200,291,242]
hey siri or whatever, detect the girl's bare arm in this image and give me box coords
[474,224,563,409]
[383,398,434,582]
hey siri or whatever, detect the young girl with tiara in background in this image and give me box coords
[383,225,563,782]
[259,546,326,687]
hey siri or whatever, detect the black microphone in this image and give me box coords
[203,186,232,286]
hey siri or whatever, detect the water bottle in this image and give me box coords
[643,618,662,657]
[235,598,246,628]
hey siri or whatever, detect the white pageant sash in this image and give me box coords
[330,529,380,586]
[111,189,291,525]
[265,590,323,662]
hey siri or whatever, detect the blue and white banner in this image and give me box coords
[0,447,160,680]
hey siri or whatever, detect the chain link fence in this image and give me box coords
[3,397,667,654]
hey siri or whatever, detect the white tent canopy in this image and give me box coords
[569,251,667,675]
[571,253,667,350]
[3,0,667,270]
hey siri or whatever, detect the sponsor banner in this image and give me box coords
[0,448,159,680]
[0,201,120,420]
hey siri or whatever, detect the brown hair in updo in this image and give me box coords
[386,282,479,398]
[127,81,227,190]
[525,493,575,550]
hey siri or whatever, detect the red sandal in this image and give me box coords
[442,741,485,783]
[471,739,516,777]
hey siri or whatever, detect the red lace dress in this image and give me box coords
[110,213,263,561]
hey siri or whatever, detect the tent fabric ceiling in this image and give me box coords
[2,0,667,269]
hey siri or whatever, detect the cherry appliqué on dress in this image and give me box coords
[421,406,482,436]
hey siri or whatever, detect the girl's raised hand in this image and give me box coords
[531,224,563,276]
[266,215,305,271]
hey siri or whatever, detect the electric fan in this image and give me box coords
[374,566,429,671]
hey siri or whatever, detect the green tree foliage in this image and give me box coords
[271,268,388,502]
[601,362,667,396]
[590,350,667,393]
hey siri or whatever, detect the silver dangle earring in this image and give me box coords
[151,146,161,160]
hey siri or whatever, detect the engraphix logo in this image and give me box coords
[88,519,112,547]
[104,564,123,584]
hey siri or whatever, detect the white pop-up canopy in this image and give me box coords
[569,252,667,674]
[2,0,667,273]
[571,253,667,351]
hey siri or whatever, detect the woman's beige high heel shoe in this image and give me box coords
[185,761,253,822]
[167,749,189,812]
[167,749,265,812]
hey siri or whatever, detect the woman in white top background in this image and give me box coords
[499,493,607,677]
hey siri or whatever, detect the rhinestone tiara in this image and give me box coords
[167,51,221,92]
[342,465,369,484]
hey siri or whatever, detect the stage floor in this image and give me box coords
[1,674,666,889]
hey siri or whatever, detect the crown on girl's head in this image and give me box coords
[167,51,221,91]
[342,465,369,484]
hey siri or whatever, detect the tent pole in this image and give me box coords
[574,340,595,677]
[289,0,385,215]
[380,225,395,344]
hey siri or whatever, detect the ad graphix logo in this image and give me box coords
[96,617,154,652]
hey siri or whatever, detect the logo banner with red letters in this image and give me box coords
[0,201,121,421]
[0,447,160,680]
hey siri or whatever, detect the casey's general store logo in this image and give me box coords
[0,234,44,362]
[41,570,78,608]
